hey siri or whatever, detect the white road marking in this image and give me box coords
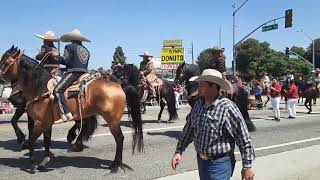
[235,136,320,155]
[54,113,320,141]
[54,125,185,141]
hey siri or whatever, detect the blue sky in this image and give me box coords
[0,0,319,69]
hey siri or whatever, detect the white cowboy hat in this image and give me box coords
[34,31,59,42]
[139,51,153,57]
[192,69,231,91]
[60,29,91,42]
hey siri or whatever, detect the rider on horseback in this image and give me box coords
[34,31,60,74]
[139,51,156,98]
[209,46,226,74]
[51,29,91,123]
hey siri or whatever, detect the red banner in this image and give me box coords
[161,63,180,70]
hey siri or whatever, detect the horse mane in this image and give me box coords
[19,54,51,95]
[175,62,200,83]
[124,64,140,86]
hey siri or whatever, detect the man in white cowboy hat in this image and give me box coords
[139,51,157,98]
[171,69,255,180]
[51,29,91,123]
[34,31,60,73]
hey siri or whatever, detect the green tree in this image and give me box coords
[235,38,271,77]
[248,51,312,80]
[196,48,214,73]
[290,46,306,57]
[111,46,127,70]
[304,38,320,68]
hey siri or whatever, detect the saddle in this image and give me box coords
[47,73,90,94]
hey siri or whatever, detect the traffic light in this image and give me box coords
[285,47,290,56]
[285,9,293,28]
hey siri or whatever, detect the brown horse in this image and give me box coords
[0,46,143,173]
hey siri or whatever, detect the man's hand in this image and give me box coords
[171,153,182,170]
[241,168,254,180]
[51,50,59,57]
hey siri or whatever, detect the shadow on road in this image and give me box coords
[0,119,28,125]
[0,139,71,152]
[0,154,133,173]
[146,130,181,140]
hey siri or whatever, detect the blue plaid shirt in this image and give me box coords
[175,96,255,168]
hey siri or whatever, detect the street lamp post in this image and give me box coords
[297,29,315,70]
[232,0,249,76]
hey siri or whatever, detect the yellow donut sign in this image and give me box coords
[161,48,184,64]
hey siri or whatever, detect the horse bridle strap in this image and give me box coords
[2,52,24,75]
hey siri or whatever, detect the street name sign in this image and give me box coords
[262,24,278,32]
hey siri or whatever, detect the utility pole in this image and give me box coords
[219,26,222,48]
[297,29,315,70]
[232,0,249,76]
[191,42,194,64]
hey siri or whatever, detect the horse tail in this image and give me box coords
[125,85,144,153]
[165,81,178,120]
[80,115,98,141]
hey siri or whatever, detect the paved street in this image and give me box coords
[1,99,320,180]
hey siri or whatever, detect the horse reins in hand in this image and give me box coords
[35,51,53,69]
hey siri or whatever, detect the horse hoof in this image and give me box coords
[110,167,119,174]
[109,162,121,173]
[67,133,77,144]
[29,164,38,174]
[68,144,84,152]
[37,156,51,170]
[20,141,29,151]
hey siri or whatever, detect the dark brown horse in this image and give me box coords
[113,64,178,122]
[3,47,98,152]
[0,46,143,173]
[175,62,256,132]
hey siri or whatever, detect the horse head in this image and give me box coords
[123,64,141,86]
[112,64,124,79]
[174,62,185,84]
[0,46,22,81]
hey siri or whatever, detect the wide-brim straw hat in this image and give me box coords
[192,69,231,91]
[34,31,59,42]
[139,51,153,57]
[60,29,91,42]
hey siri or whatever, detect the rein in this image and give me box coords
[35,51,53,69]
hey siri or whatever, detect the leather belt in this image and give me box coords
[199,152,229,161]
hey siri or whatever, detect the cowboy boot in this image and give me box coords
[54,114,68,124]
[65,112,74,121]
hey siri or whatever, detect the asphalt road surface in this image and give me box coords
[1,101,320,180]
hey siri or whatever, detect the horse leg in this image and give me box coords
[69,122,85,152]
[305,99,311,113]
[104,115,124,173]
[67,121,79,144]
[20,115,35,151]
[37,126,53,170]
[263,96,268,107]
[28,123,44,173]
[158,99,165,123]
[10,107,26,146]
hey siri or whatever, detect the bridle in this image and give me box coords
[0,51,24,76]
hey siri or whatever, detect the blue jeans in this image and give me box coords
[197,155,232,180]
